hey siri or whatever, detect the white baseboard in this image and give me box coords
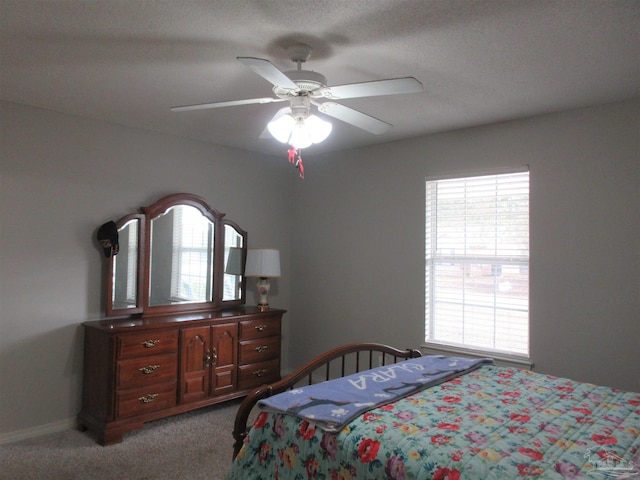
[0,417,76,445]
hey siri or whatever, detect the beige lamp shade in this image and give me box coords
[245,249,281,278]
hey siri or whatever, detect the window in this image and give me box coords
[425,169,529,357]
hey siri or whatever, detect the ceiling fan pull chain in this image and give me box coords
[297,154,304,179]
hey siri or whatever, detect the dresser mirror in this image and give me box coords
[223,222,246,302]
[104,193,247,317]
[148,204,215,307]
[106,214,145,317]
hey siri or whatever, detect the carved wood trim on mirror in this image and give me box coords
[105,193,247,317]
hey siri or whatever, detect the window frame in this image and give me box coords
[424,167,531,365]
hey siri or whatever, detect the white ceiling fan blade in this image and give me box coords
[170,97,285,112]
[321,77,423,100]
[317,102,391,135]
[237,57,299,91]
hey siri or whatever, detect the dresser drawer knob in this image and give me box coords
[253,369,268,377]
[139,365,160,374]
[254,324,267,332]
[138,393,159,404]
[141,339,160,348]
[255,345,268,353]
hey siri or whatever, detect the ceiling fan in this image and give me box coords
[170,43,424,149]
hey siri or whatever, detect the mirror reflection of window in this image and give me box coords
[149,205,214,306]
[223,225,244,301]
[112,219,138,310]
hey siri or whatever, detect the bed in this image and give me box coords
[228,343,640,479]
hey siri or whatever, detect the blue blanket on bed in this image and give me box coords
[258,355,493,431]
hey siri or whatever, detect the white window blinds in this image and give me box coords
[425,170,530,356]
[170,206,214,302]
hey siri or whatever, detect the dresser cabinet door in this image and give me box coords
[211,323,238,396]
[179,326,211,403]
[179,323,238,403]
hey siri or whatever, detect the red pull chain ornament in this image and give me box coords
[287,146,304,179]
[287,146,296,164]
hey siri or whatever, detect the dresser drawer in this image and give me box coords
[117,329,179,359]
[239,318,281,340]
[115,382,177,419]
[239,337,280,365]
[116,353,178,390]
[238,359,280,390]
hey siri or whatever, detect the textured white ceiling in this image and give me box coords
[2,0,638,157]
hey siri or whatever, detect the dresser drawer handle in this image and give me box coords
[204,348,217,369]
[254,325,267,332]
[141,339,160,348]
[255,345,268,353]
[253,369,268,377]
[138,393,159,404]
[139,365,160,374]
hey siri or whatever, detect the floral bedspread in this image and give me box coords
[227,365,640,479]
[258,355,492,432]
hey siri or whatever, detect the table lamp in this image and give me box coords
[245,249,281,311]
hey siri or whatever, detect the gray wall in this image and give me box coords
[0,102,293,438]
[289,99,639,392]
[1,99,638,441]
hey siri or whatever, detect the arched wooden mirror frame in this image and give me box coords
[104,193,247,317]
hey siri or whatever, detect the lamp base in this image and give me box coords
[256,277,271,312]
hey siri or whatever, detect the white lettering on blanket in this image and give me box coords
[348,363,425,390]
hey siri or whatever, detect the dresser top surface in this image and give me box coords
[83,306,286,332]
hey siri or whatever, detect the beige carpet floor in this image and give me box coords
[0,400,251,480]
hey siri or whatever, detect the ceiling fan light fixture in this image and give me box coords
[267,114,295,143]
[289,121,313,149]
[305,114,332,143]
[267,112,332,149]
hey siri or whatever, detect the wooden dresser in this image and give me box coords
[78,306,284,445]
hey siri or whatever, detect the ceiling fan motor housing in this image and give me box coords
[289,96,311,120]
[273,70,327,98]
[281,43,327,95]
